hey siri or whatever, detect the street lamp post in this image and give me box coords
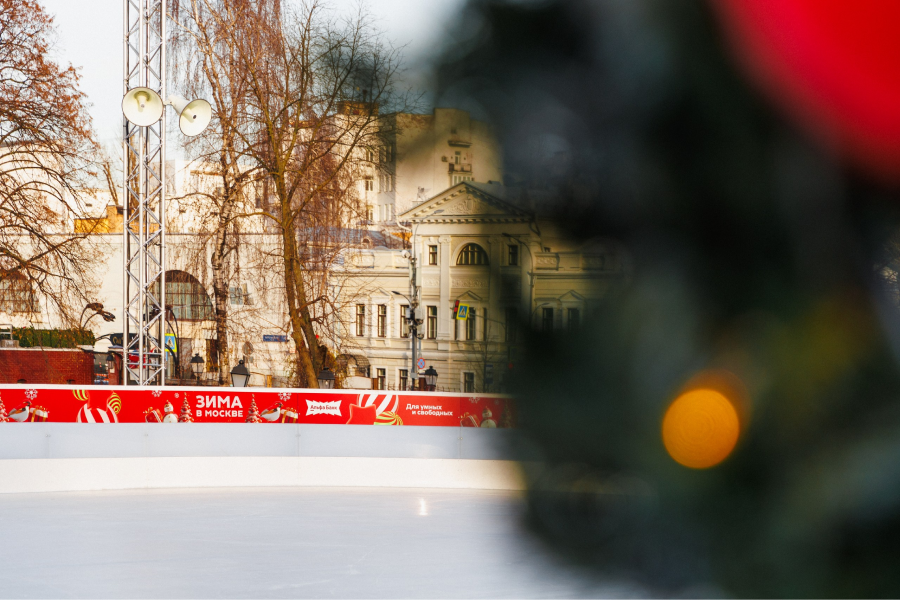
[230,359,250,387]
[190,353,204,385]
[423,366,438,392]
[317,368,336,389]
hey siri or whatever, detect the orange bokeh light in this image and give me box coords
[662,389,740,469]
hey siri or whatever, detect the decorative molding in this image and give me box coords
[438,235,452,244]
[534,254,559,269]
[445,198,483,215]
[423,278,440,288]
[451,278,487,288]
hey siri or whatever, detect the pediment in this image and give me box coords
[455,290,483,301]
[370,287,393,299]
[398,182,532,223]
[558,290,586,302]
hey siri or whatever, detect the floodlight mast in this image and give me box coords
[122,0,167,385]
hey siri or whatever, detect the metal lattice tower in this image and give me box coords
[123,0,167,385]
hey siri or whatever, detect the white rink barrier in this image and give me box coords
[0,424,528,494]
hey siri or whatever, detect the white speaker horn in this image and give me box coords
[122,87,164,127]
[167,94,212,137]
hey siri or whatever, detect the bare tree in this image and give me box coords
[181,0,408,386]
[0,0,101,325]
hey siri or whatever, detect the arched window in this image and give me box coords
[456,243,489,266]
[157,270,213,322]
[0,273,37,313]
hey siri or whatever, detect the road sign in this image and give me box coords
[417,357,426,370]
[456,303,470,320]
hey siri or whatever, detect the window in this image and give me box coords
[0,274,38,313]
[229,286,244,306]
[159,270,213,321]
[463,372,475,393]
[453,309,459,340]
[542,307,554,333]
[366,205,374,221]
[454,151,460,164]
[505,307,518,342]
[428,245,438,265]
[483,308,489,340]
[399,369,409,391]
[427,306,437,339]
[355,304,366,336]
[467,308,477,340]
[452,174,474,185]
[376,368,386,390]
[242,341,254,365]
[366,147,375,162]
[364,178,374,191]
[400,305,409,338]
[508,245,519,266]
[376,305,387,337]
[568,308,580,330]
[456,243,489,266]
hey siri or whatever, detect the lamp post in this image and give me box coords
[230,359,250,387]
[317,368,336,389]
[423,365,438,391]
[190,353,204,385]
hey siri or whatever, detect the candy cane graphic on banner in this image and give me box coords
[358,392,403,425]
[74,390,120,423]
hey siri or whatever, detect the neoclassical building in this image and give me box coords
[334,182,625,392]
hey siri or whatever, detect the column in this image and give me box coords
[437,235,452,342]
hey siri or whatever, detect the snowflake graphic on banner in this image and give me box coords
[175,393,180,399]
[24,389,38,400]
[278,392,291,402]
[151,390,162,398]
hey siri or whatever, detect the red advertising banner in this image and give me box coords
[0,385,513,428]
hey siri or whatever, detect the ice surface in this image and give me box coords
[0,487,639,598]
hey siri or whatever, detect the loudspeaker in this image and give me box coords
[167,94,212,137]
[122,87,163,127]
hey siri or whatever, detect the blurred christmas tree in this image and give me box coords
[435,0,900,595]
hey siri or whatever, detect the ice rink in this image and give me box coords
[0,487,636,598]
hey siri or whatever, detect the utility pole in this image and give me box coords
[408,254,422,390]
[394,252,423,390]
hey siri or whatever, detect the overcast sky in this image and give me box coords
[40,0,466,145]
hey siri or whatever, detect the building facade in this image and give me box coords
[335,182,624,392]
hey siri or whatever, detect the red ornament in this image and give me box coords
[713,0,900,183]
[0,396,7,423]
